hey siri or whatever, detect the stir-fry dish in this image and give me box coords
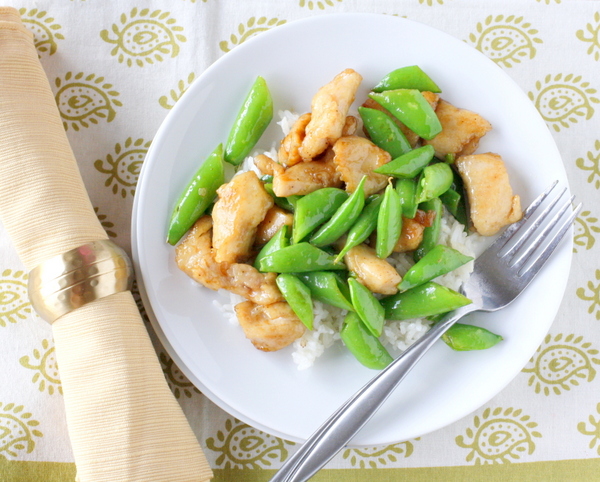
[167,67,522,370]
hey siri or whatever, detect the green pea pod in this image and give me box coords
[224,76,273,166]
[415,162,454,204]
[335,194,383,263]
[276,274,314,330]
[414,197,443,261]
[396,178,418,219]
[340,312,393,370]
[293,188,348,244]
[373,145,435,179]
[381,281,471,320]
[258,242,346,273]
[442,323,503,351]
[296,271,354,312]
[398,245,473,291]
[440,168,469,228]
[348,278,385,337]
[358,106,411,159]
[376,184,402,259]
[263,183,301,213]
[167,144,225,245]
[368,90,442,140]
[373,66,442,93]
[254,225,290,270]
[310,177,367,247]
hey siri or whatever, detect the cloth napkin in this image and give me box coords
[0,7,212,482]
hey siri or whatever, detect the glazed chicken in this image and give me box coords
[299,68,363,161]
[455,153,522,236]
[424,100,492,159]
[271,150,343,197]
[278,113,312,167]
[175,216,284,305]
[332,135,391,196]
[235,301,306,352]
[393,210,435,253]
[344,244,402,295]
[211,170,273,263]
[254,206,293,246]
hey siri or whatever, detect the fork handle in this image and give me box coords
[270,304,478,482]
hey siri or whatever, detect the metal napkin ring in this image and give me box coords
[28,240,134,324]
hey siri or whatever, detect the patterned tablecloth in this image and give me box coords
[1,1,600,481]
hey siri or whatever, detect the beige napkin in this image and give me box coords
[0,7,212,482]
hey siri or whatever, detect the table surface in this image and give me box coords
[1,1,600,481]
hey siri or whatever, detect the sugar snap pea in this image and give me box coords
[293,188,348,244]
[348,278,385,337]
[415,162,454,204]
[368,89,442,140]
[340,312,393,370]
[414,197,443,261]
[442,323,503,351]
[440,168,468,228]
[381,281,471,320]
[224,76,273,166]
[373,66,442,93]
[254,225,289,270]
[167,144,225,245]
[276,274,314,330]
[310,177,367,247]
[395,178,418,219]
[335,194,383,263]
[258,242,346,273]
[398,244,473,291]
[296,271,354,312]
[358,106,411,159]
[373,145,435,179]
[376,183,402,259]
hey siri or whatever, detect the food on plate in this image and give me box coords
[168,66,523,369]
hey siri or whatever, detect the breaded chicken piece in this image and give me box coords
[212,171,274,263]
[278,113,312,167]
[344,244,401,295]
[424,99,492,159]
[175,216,284,305]
[235,300,306,352]
[279,114,359,167]
[254,206,293,246]
[455,153,522,236]
[362,92,440,148]
[299,68,363,161]
[272,148,342,197]
[332,135,391,196]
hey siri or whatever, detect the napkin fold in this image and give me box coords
[0,7,212,482]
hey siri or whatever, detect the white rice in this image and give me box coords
[213,110,488,370]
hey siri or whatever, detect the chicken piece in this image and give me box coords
[235,301,306,352]
[423,99,492,159]
[455,153,522,236]
[362,92,440,148]
[278,113,312,167]
[254,206,293,246]
[299,68,363,161]
[332,135,391,196]
[393,210,435,253]
[344,244,401,295]
[254,153,279,177]
[278,114,359,167]
[176,216,284,305]
[272,147,342,197]
[212,170,274,263]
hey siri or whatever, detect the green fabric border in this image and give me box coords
[3,458,600,481]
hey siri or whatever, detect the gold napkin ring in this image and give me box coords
[28,240,134,324]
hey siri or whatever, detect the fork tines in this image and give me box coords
[495,181,582,277]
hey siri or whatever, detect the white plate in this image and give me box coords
[132,13,571,446]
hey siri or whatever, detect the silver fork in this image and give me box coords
[271,181,582,482]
